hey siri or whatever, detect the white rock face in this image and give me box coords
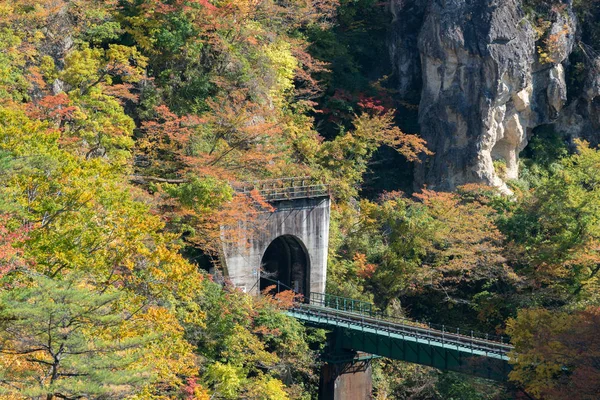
[393,0,577,192]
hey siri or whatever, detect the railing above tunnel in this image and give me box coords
[232,176,329,202]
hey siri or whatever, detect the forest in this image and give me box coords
[0,0,599,399]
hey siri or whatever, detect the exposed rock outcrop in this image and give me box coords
[389,0,427,101]
[389,0,581,192]
[557,51,600,147]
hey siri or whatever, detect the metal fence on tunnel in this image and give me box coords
[232,176,329,202]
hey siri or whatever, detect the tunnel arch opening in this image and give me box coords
[260,235,310,297]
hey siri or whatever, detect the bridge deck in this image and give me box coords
[285,292,513,381]
[289,305,511,359]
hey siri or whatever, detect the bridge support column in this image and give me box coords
[319,360,372,400]
[319,330,373,399]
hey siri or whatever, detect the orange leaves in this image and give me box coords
[538,23,571,64]
[140,92,283,181]
[356,186,516,302]
[144,104,203,145]
[137,95,284,256]
[291,44,329,100]
[413,187,508,285]
[261,286,303,309]
[0,215,30,278]
[353,110,431,163]
[26,93,78,125]
[190,193,258,256]
[249,189,275,213]
[217,0,262,20]
[354,252,376,279]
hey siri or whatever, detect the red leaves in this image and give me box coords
[27,94,78,124]
[193,0,218,12]
[143,104,202,145]
[181,377,209,400]
[357,95,389,116]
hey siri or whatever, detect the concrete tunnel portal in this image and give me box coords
[220,177,330,296]
[260,235,310,297]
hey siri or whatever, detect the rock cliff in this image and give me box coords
[389,0,595,192]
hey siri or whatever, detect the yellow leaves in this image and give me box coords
[131,307,199,387]
[506,308,577,397]
[533,18,552,41]
[245,375,290,400]
[0,352,46,380]
[536,23,571,64]
[61,46,104,88]
[0,3,13,18]
[354,252,376,279]
[263,40,298,102]
[222,324,279,368]
[0,29,29,101]
[61,43,147,91]
[0,352,48,399]
[192,386,211,400]
[355,111,432,162]
[205,362,245,399]
[185,381,211,400]
[105,44,148,83]
[203,356,291,399]
[0,107,56,154]
[413,188,507,282]
[319,111,431,201]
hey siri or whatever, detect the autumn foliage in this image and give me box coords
[0,0,341,398]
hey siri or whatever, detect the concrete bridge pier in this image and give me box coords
[319,361,373,400]
[319,329,373,399]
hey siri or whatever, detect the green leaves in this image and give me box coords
[194,280,319,398]
[502,141,600,299]
[162,175,233,212]
[318,111,429,201]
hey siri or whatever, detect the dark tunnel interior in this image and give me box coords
[260,235,310,297]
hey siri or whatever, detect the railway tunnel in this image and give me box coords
[259,234,310,297]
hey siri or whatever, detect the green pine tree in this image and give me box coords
[0,273,155,399]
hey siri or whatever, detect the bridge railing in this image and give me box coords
[309,292,373,316]
[304,292,510,346]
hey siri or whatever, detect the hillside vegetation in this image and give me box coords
[0,1,599,399]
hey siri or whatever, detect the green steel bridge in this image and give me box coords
[284,291,513,382]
